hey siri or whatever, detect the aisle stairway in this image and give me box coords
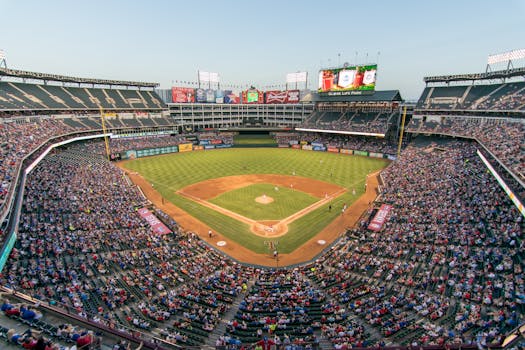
[204,279,255,348]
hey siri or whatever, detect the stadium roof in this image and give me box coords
[313,90,402,102]
[424,67,525,84]
[0,67,159,88]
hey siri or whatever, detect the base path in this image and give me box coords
[119,163,381,267]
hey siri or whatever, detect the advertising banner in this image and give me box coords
[327,147,340,153]
[354,150,368,157]
[211,139,223,145]
[204,145,215,149]
[313,146,326,151]
[193,145,204,150]
[224,90,240,104]
[340,149,353,155]
[138,208,172,235]
[172,87,195,103]
[291,144,301,149]
[266,90,288,104]
[278,144,289,148]
[124,150,138,159]
[286,89,300,103]
[368,204,392,232]
[206,89,216,103]
[302,145,313,151]
[199,140,210,145]
[265,90,301,103]
[369,152,383,158]
[195,88,206,103]
[178,143,193,152]
[311,142,324,148]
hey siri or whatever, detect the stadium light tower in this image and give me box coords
[486,48,525,74]
[0,49,7,69]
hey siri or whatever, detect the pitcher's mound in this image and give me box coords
[255,195,274,204]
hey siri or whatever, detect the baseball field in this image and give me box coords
[121,148,389,265]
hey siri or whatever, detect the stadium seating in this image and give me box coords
[0,82,164,111]
[0,137,521,349]
[417,81,525,111]
[407,116,524,183]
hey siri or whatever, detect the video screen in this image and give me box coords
[318,64,377,94]
[247,90,259,103]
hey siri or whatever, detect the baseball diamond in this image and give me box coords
[120,148,389,265]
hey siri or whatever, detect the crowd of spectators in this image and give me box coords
[277,132,398,155]
[0,113,523,349]
[407,117,524,182]
[305,140,523,348]
[0,119,81,207]
[105,135,190,154]
[300,111,395,134]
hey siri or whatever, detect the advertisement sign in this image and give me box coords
[215,90,224,104]
[313,146,326,151]
[195,88,206,103]
[178,143,193,152]
[224,90,240,104]
[291,144,301,149]
[369,152,383,158]
[204,145,215,149]
[265,90,301,104]
[340,149,353,155]
[354,150,368,157]
[327,147,339,153]
[318,64,377,94]
[206,89,216,103]
[172,87,195,103]
[138,208,172,235]
[368,204,392,232]
[302,145,313,151]
[193,145,204,150]
[266,90,288,104]
[278,144,289,148]
[311,142,324,148]
[286,90,300,103]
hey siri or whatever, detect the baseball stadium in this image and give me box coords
[0,24,524,350]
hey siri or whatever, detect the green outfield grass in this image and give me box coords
[233,134,277,145]
[123,148,389,254]
[209,183,318,220]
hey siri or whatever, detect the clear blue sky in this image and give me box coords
[1,0,524,99]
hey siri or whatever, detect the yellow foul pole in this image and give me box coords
[99,107,111,161]
[397,106,407,158]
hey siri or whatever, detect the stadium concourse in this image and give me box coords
[0,67,523,350]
